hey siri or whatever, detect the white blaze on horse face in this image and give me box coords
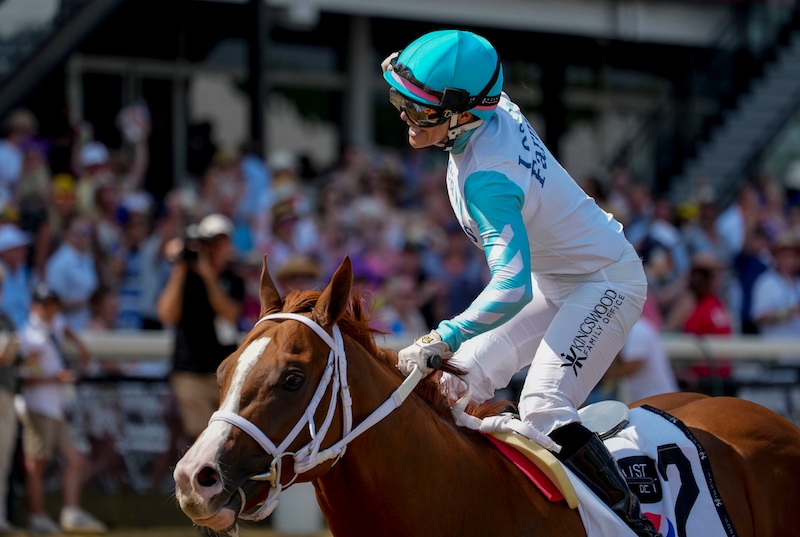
[221,336,271,414]
[181,337,271,475]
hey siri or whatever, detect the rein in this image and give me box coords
[209,312,425,521]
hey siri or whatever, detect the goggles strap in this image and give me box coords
[443,115,460,151]
[471,56,502,108]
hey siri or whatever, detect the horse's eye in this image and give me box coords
[283,373,304,391]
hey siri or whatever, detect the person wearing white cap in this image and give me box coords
[16,284,105,534]
[156,213,244,442]
[73,107,150,220]
[0,223,33,329]
[383,30,656,536]
[751,232,800,340]
[74,141,111,219]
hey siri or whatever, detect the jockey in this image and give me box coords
[384,30,659,537]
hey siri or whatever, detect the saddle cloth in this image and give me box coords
[600,405,738,537]
[488,405,738,537]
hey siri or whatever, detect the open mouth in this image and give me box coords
[192,509,238,534]
[185,486,242,532]
[203,479,272,523]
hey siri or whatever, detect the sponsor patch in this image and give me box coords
[618,455,663,503]
[559,289,626,376]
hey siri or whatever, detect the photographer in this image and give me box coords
[156,213,244,443]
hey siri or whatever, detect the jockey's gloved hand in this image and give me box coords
[380,51,399,73]
[397,330,452,376]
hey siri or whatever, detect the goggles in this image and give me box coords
[389,87,450,128]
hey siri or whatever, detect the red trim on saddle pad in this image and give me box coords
[482,433,564,503]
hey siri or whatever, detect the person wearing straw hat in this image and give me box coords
[0,109,38,210]
[274,255,322,294]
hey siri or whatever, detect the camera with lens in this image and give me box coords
[179,244,201,262]
[179,223,205,262]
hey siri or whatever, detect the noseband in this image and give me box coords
[209,313,426,521]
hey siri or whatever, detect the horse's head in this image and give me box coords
[173,256,355,534]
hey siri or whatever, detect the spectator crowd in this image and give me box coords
[1,102,800,531]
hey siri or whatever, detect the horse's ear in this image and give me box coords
[260,255,284,316]
[313,256,352,328]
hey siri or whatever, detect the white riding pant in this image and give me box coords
[442,245,647,436]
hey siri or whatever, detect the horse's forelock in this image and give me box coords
[280,290,381,356]
[280,289,321,315]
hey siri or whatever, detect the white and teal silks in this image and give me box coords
[437,94,647,436]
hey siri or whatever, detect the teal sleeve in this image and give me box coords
[436,171,533,351]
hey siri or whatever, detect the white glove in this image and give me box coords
[397,330,453,377]
[380,51,399,74]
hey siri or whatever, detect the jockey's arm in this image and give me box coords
[436,171,533,352]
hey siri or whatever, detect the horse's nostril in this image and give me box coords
[196,466,219,488]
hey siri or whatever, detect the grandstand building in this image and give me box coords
[0,0,799,203]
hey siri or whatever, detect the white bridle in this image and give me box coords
[209,312,425,521]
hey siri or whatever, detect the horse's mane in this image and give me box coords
[281,290,511,424]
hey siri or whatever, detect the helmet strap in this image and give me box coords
[439,115,484,152]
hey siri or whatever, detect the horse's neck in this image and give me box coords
[314,350,583,536]
[315,398,484,534]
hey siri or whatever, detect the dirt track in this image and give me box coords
[0,528,332,537]
[100,527,332,537]
[11,493,333,537]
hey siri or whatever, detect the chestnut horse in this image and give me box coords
[174,257,800,537]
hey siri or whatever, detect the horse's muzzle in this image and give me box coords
[175,485,240,533]
[174,458,235,523]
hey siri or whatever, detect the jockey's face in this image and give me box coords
[402,113,450,149]
[400,111,476,150]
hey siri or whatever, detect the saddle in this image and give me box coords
[485,400,630,510]
[487,401,737,537]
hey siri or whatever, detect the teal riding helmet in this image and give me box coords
[384,30,504,122]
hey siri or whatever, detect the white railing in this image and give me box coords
[58,329,798,502]
[63,330,800,364]
[658,333,800,362]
